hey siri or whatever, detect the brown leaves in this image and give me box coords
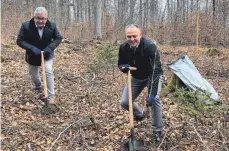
[1,43,229,150]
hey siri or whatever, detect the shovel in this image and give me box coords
[41,51,48,105]
[40,51,59,114]
[124,67,144,151]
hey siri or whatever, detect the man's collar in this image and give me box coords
[35,24,45,29]
[130,43,140,50]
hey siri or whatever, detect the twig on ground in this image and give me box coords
[88,86,94,105]
[66,132,80,150]
[91,73,96,81]
[80,127,92,151]
[191,122,212,151]
[27,143,33,151]
[67,76,89,84]
[168,145,179,151]
[47,118,84,151]
[224,147,229,151]
[217,120,228,149]
[157,129,168,150]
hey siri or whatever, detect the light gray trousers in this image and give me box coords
[120,76,163,132]
[28,59,55,101]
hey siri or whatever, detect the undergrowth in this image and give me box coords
[172,88,226,118]
[87,42,118,74]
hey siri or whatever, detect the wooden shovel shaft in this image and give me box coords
[127,67,137,129]
[129,67,137,71]
[41,51,48,98]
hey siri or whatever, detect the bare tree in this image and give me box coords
[93,0,103,39]
[129,0,137,24]
[213,0,216,18]
[2,0,229,44]
[138,0,143,26]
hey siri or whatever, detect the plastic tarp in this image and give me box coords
[168,55,220,102]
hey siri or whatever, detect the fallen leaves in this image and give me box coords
[1,43,229,150]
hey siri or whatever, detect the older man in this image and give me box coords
[17,7,62,104]
[118,24,163,141]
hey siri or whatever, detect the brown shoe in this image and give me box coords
[49,100,57,104]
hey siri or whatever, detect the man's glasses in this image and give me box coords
[126,35,138,39]
[35,17,47,21]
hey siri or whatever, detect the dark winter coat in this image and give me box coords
[17,18,62,66]
[118,37,163,79]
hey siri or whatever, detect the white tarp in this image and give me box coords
[168,55,220,102]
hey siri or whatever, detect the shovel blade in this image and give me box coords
[124,129,144,151]
[125,139,144,151]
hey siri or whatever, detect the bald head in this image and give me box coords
[125,24,142,47]
[125,24,141,34]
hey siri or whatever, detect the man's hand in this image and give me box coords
[32,48,41,55]
[43,47,52,59]
[43,51,50,59]
[119,64,130,73]
[147,94,158,106]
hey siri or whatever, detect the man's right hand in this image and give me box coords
[32,48,41,55]
[119,64,130,73]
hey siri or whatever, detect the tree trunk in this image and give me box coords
[213,0,216,19]
[138,0,143,26]
[129,0,137,24]
[94,0,102,39]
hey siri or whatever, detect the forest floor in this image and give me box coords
[1,40,229,151]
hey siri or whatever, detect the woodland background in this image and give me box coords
[2,0,229,45]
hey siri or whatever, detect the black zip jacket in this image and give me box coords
[17,18,62,66]
[118,37,163,80]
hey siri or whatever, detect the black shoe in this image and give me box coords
[134,112,145,121]
[152,131,162,142]
[32,87,42,93]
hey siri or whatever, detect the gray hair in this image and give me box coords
[34,7,47,16]
[125,24,140,33]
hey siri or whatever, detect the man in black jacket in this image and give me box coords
[17,7,62,104]
[118,24,163,140]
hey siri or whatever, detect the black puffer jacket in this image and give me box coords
[17,18,62,66]
[118,37,163,79]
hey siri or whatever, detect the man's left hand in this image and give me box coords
[43,50,50,59]
[147,94,157,106]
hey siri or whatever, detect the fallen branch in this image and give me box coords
[66,76,89,84]
[168,145,179,151]
[80,127,92,151]
[66,132,80,150]
[157,129,168,150]
[191,123,212,151]
[217,121,228,150]
[47,118,84,151]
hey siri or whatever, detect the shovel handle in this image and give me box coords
[41,51,48,98]
[129,67,137,71]
[128,67,137,129]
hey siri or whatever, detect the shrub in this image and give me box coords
[87,42,118,74]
